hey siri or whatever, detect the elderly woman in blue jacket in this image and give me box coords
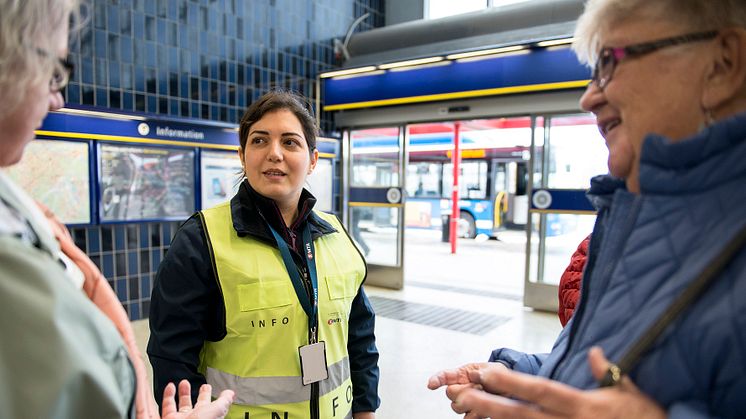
[429,0,746,418]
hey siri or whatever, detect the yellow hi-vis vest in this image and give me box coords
[198,201,366,419]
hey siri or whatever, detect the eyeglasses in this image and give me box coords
[35,48,74,92]
[50,56,74,93]
[591,30,718,89]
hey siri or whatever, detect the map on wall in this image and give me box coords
[200,150,242,209]
[99,144,195,222]
[5,139,91,224]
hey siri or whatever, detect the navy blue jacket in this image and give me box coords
[148,181,380,414]
[491,113,746,418]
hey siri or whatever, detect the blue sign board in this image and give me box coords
[323,47,590,110]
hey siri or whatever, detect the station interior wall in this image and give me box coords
[60,0,384,320]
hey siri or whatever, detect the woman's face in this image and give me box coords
[238,109,318,209]
[579,18,713,183]
[0,28,68,168]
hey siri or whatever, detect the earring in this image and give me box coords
[700,106,715,130]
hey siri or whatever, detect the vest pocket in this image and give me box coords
[325,275,358,300]
[238,281,294,311]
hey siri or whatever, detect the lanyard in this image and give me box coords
[267,223,319,340]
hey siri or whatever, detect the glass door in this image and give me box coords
[524,114,608,311]
[343,126,406,289]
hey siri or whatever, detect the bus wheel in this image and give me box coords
[458,211,477,239]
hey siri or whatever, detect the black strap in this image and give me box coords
[599,223,746,387]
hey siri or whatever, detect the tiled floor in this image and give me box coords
[133,283,561,418]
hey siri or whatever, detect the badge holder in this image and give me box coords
[299,341,328,385]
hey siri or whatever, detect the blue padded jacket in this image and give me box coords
[490,113,746,418]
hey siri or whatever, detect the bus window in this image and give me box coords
[406,162,442,198]
[442,161,488,199]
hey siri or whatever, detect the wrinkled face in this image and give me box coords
[579,17,713,180]
[238,109,318,209]
[0,26,68,167]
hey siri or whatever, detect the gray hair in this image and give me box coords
[573,0,746,66]
[0,0,82,112]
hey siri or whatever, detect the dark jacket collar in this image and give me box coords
[229,180,337,247]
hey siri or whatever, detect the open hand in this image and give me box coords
[161,380,235,419]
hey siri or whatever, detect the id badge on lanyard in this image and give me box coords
[268,223,329,385]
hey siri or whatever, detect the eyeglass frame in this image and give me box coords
[591,30,718,89]
[35,48,74,93]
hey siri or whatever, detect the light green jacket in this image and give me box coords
[0,172,135,418]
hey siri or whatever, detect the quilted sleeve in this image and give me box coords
[558,235,590,326]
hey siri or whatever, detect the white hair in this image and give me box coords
[0,0,83,112]
[573,0,746,66]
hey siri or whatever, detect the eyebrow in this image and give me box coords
[249,129,303,138]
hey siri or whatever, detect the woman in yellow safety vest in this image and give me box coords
[148,90,380,419]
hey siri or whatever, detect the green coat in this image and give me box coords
[0,173,135,418]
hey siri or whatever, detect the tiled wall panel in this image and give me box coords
[63,0,383,320]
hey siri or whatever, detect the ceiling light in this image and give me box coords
[319,66,378,78]
[536,37,575,47]
[378,56,444,70]
[446,45,525,60]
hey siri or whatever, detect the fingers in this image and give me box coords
[587,346,610,382]
[427,363,487,390]
[445,383,482,404]
[453,388,558,419]
[194,384,213,407]
[587,346,641,393]
[198,389,235,419]
[466,366,581,416]
[161,382,177,416]
[178,379,193,411]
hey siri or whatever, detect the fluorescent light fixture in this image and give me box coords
[56,107,147,121]
[319,66,378,78]
[388,61,451,72]
[454,49,530,63]
[536,37,575,47]
[378,56,444,70]
[446,45,525,60]
[331,70,386,80]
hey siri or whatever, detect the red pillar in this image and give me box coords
[450,122,461,254]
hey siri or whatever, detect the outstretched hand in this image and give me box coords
[428,347,666,419]
[161,380,235,419]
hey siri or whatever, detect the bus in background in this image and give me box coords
[350,118,533,239]
[405,119,530,238]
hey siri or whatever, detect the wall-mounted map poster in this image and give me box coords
[200,150,242,209]
[6,139,91,224]
[99,144,195,222]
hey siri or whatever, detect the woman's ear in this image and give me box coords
[308,149,319,175]
[702,28,746,110]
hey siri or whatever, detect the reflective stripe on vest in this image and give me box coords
[199,202,365,419]
[206,356,350,405]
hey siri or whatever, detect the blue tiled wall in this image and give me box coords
[63,0,383,320]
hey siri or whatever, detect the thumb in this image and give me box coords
[588,346,611,382]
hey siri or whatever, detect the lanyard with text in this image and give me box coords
[267,223,319,342]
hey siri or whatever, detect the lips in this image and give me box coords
[263,169,286,176]
[598,117,621,137]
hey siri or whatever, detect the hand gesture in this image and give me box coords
[161,380,235,419]
[428,347,666,419]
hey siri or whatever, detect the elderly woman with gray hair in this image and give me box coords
[0,0,234,417]
[429,0,746,418]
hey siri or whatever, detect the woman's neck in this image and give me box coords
[278,203,299,227]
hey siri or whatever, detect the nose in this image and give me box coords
[267,139,283,161]
[579,81,605,113]
[49,91,65,112]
